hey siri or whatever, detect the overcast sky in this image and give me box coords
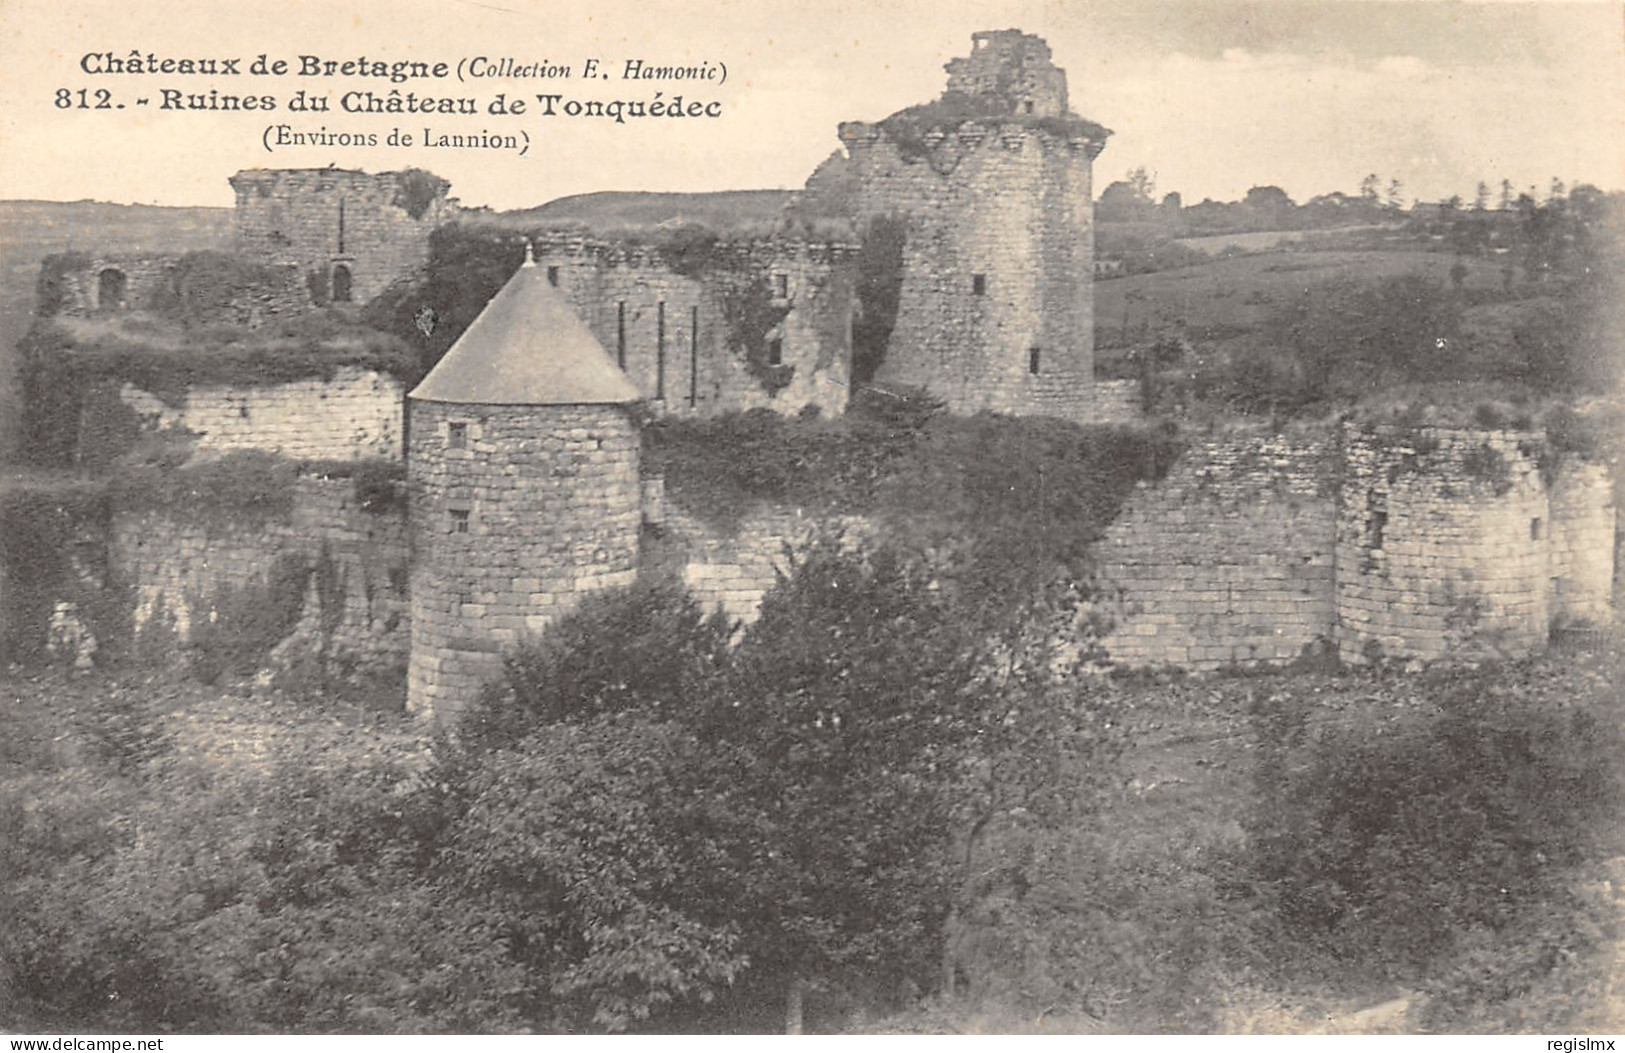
[0,0,1620,210]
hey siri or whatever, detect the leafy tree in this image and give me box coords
[1385,178,1405,210]
[441,542,1123,1031]
[1243,185,1295,227]
[1239,661,1621,977]
[1126,166,1156,203]
[710,542,991,1023]
[1359,173,1381,204]
[2,750,528,1033]
[1474,181,1490,211]
[454,578,731,754]
[1219,275,1465,411]
[445,715,764,1031]
[1098,179,1155,222]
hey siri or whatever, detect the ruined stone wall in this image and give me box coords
[230,168,453,304]
[1548,462,1615,626]
[109,474,410,670]
[814,121,1096,420]
[533,235,853,417]
[119,367,404,461]
[1093,379,1144,424]
[642,506,872,625]
[52,254,309,326]
[944,30,1069,117]
[408,400,641,721]
[52,255,180,315]
[1091,431,1337,670]
[1335,425,1552,664]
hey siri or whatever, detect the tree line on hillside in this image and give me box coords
[1098,166,1619,241]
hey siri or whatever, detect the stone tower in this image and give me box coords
[406,246,643,722]
[229,167,454,305]
[795,30,1108,419]
[1334,423,1615,664]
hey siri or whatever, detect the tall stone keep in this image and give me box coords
[406,246,643,722]
[229,167,454,305]
[794,30,1108,419]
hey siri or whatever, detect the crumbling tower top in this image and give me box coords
[943,29,1069,117]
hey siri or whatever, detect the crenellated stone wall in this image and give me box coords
[531,235,854,418]
[407,400,641,722]
[1092,431,1338,670]
[119,368,405,462]
[229,167,455,304]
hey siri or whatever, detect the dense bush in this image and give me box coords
[1237,661,1622,990]
[444,716,763,1031]
[184,551,312,685]
[455,579,731,754]
[0,477,110,665]
[1200,275,1467,414]
[439,541,1125,1030]
[644,406,1182,620]
[0,664,527,1033]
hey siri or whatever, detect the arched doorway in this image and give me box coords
[97,268,127,310]
[332,264,353,303]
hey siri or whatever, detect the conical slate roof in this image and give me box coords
[409,250,640,406]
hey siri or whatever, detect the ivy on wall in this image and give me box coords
[877,93,1111,163]
[18,314,418,467]
[715,274,793,396]
[391,168,451,220]
[851,216,907,385]
[0,477,113,665]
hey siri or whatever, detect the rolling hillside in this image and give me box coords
[472,189,796,234]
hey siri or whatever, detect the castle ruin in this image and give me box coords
[9,31,1617,719]
[793,28,1108,417]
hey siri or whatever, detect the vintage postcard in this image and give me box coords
[1,0,1622,1040]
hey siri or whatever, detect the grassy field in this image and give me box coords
[473,189,796,234]
[0,201,232,461]
[1172,225,1398,256]
[1094,247,1513,351]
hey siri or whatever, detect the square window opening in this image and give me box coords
[450,508,470,534]
[1028,347,1041,375]
[448,421,468,449]
[972,273,987,296]
[773,273,789,299]
[1530,517,1543,540]
[768,337,784,366]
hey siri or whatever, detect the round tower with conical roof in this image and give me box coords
[406,244,643,722]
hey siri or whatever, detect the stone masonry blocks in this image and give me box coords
[407,400,642,723]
